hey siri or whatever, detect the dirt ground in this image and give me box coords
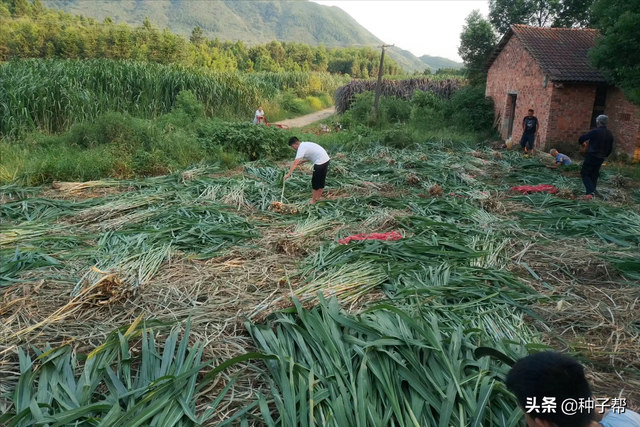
[274,107,335,128]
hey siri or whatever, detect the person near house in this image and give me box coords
[253,106,265,125]
[578,115,614,197]
[521,109,539,154]
[284,137,330,204]
[550,149,572,166]
[506,351,640,427]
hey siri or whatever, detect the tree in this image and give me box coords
[553,0,592,27]
[458,10,497,84]
[11,0,32,17]
[266,41,285,63]
[590,0,640,104]
[190,25,204,45]
[489,0,593,34]
[32,0,44,16]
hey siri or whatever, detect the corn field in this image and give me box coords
[0,59,348,138]
[334,78,463,114]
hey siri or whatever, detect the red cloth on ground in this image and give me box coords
[510,184,558,194]
[338,231,402,245]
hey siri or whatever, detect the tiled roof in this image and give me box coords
[485,25,607,83]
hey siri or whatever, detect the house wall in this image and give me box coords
[486,36,554,146]
[604,87,640,158]
[547,84,596,148]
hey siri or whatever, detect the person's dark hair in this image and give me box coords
[528,109,534,113]
[506,352,593,427]
[288,136,300,146]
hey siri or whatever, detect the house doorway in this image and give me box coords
[506,93,518,139]
[590,85,607,128]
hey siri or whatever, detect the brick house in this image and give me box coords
[485,25,640,161]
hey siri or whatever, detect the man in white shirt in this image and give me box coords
[284,137,331,204]
[254,106,265,125]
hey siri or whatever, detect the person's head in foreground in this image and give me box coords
[506,352,593,427]
[288,136,301,150]
[596,115,608,127]
[258,106,263,112]
[528,109,535,117]
[550,149,559,156]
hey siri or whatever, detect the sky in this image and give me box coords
[312,1,490,62]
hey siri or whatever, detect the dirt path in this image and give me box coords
[274,107,335,128]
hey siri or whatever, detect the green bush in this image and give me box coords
[278,90,304,114]
[410,91,446,130]
[447,85,495,132]
[174,90,205,119]
[197,120,291,161]
[381,96,412,124]
[341,92,375,128]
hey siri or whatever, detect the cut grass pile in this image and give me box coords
[1,139,639,425]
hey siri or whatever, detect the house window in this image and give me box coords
[620,113,631,122]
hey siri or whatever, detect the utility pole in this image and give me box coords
[374,44,394,120]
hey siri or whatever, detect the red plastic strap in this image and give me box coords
[338,231,403,245]
[510,184,558,195]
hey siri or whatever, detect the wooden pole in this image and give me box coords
[374,44,393,120]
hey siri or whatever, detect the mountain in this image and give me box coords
[43,0,431,73]
[419,55,463,70]
[387,47,430,73]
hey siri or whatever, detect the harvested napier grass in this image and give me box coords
[429,183,443,197]
[7,268,137,339]
[269,201,299,215]
[405,173,420,186]
[1,251,296,424]
[609,174,628,188]
[51,180,121,193]
[556,188,576,200]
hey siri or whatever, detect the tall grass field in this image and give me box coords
[0,59,348,137]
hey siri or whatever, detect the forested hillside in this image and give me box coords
[419,54,463,70]
[0,0,402,77]
[36,0,438,72]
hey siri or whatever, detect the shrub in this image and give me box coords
[411,90,446,130]
[380,96,412,124]
[341,92,375,128]
[306,96,324,111]
[278,90,303,114]
[173,90,205,119]
[197,120,291,160]
[317,93,333,108]
[447,85,494,132]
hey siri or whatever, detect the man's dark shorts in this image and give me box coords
[312,160,330,190]
[520,133,535,150]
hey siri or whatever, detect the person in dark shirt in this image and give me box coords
[506,352,640,427]
[520,109,539,154]
[578,115,614,197]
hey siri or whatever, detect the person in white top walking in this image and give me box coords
[254,106,265,125]
[284,137,330,204]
